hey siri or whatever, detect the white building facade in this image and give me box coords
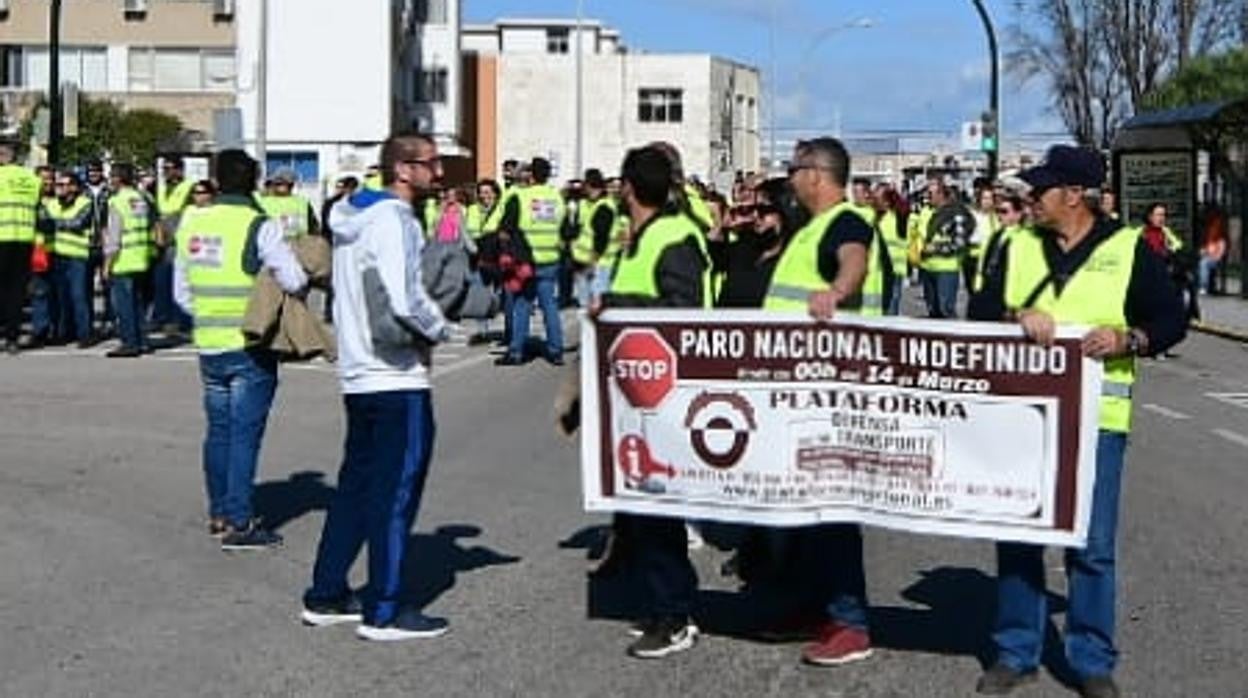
[465,19,760,188]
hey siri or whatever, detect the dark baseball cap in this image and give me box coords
[1020,145,1105,192]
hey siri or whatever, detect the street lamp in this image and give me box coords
[971,0,1000,181]
[48,0,63,166]
[796,17,874,141]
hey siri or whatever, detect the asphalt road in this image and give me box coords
[2,316,1247,698]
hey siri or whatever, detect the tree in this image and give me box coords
[19,96,183,166]
[1007,0,1247,147]
[1144,48,1248,109]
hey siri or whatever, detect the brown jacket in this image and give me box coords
[242,235,336,361]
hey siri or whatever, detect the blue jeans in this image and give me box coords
[1198,256,1218,293]
[150,251,190,330]
[306,390,437,625]
[109,273,148,351]
[31,271,58,339]
[54,256,93,342]
[920,269,960,319]
[508,263,563,360]
[992,431,1127,679]
[198,349,279,528]
[887,277,904,316]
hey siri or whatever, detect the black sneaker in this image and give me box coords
[301,593,364,627]
[4,340,18,355]
[494,355,523,366]
[545,352,565,366]
[106,346,142,358]
[976,663,1038,695]
[220,524,283,551]
[626,617,698,659]
[356,609,449,642]
[1079,676,1120,698]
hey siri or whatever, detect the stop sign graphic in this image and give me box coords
[609,328,677,409]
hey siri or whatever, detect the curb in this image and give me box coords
[1191,320,1248,343]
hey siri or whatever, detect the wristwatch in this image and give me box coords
[1125,329,1143,356]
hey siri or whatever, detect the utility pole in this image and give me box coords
[575,0,584,178]
[971,0,1000,181]
[768,0,777,171]
[48,0,63,166]
[256,0,269,171]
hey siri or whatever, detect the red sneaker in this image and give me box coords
[800,621,873,666]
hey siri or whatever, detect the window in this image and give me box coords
[265,151,319,186]
[128,47,236,92]
[3,46,108,91]
[638,88,683,124]
[546,28,569,54]
[415,68,447,104]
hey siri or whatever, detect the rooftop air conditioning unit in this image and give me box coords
[123,0,148,18]
[213,0,235,20]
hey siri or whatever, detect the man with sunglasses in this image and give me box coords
[970,146,1186,698]
[758,137,892,668]
[302,133,452,642]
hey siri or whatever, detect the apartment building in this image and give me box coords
[0,0,237,137]
[462,18,762,189]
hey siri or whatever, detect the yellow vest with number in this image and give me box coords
[764,202,885,316]
[109,188,152,275]
[518,183,566,265]
[259,194,310,239]
[572,197,617,265]
[610,214,711,307]
[0,164,40,244]
[1004,224,1139,433]
[177,204,261,351]
[46,196,93,259]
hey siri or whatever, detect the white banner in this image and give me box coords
[581,310,1104,547]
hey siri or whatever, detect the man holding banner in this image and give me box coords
[760,137,888,667]
[970,146,1186,698]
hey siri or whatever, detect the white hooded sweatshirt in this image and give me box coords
[329,189,449,394]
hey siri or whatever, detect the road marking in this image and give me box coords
[434,351,497,380]
[1142,403,1191,420]
[1212,429,1248,448]
[1207,393,1248,410]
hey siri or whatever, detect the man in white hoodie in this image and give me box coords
[301,133,452,642]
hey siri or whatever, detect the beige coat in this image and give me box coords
[242,235,336,361]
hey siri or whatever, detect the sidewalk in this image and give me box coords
[1194,276,1248,342]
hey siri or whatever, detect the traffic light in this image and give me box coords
[980,110,998,153]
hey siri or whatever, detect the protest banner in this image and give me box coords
[580,310,1104,547]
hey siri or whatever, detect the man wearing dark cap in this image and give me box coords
[969,145,1187,698]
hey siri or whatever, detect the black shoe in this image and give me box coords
[626,617,698,659]
[21,336,45,350]
[1079,676,1120,698]
[545,353,565,366]
[301,593,364,627]
[494,355,523,366]
[77,337,99,349]
[356,609,449,641]
[4,340,19,355]
[106,346,142,358]
[221,524,283,551]
[976,663,1037,694]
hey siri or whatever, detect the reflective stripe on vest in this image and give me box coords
[572,197,616,265]
[610,213,711,307]
[0,165,41,244]
[517,184,566,265]
[259,195,310,239]
[177,203,261,351]
[1004,224,1140,433]
[46,196,93,259]
[764,202,885,316]
[109,188,152,275]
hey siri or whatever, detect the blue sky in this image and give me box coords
[464,0,1066,138]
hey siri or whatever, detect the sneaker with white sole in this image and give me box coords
[356,609,449,642]
[220,524,283,551]
[301,593,364,627]
[626,617,698,659]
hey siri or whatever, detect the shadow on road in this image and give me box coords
[401,524,522,610]
[254,471,334,532]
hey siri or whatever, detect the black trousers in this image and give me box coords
[618,513,698,620]
[0,242,33,342]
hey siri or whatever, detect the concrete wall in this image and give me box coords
[0,0,234,47]
[496,52,732,182]
[235,0,393,146]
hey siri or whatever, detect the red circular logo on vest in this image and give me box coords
[188,236,202,255]
[609,328,677,409]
